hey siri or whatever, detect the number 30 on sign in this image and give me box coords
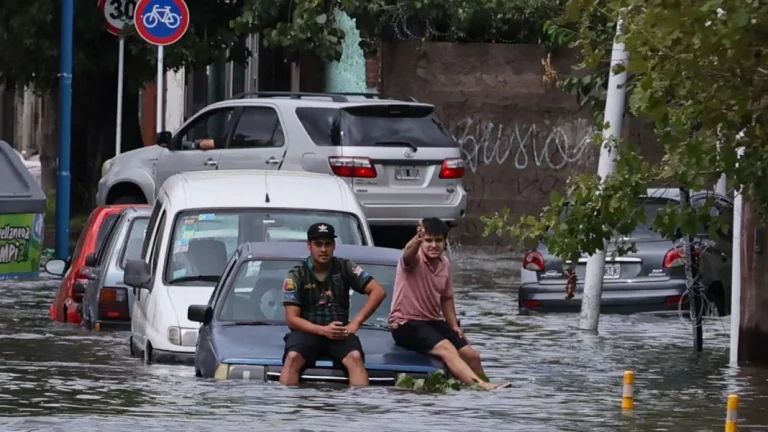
[99,0,136,35]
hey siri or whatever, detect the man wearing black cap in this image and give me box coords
[279,222,387,386]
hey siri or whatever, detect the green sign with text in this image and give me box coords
[0,213,44,280]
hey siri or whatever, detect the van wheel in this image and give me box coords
[144,342,152,365]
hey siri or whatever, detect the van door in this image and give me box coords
[214,106,287,170]
[134,209,167,350]
[155,106,237,192]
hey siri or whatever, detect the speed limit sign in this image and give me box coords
[98,0,136,35]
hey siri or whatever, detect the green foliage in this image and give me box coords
[485,0,768,262]
[396,371,463,393]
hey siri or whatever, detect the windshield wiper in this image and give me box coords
[374,141,417,152]
[169,275,220,284]
[222,320,272,326]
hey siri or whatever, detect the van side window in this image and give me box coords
[142,201,162,260]
[150,211,167,273]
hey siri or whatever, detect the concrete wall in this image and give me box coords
[324,11,379,93]
[380,42,657,246]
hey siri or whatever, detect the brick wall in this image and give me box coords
[365,49,382,91]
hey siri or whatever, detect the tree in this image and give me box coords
[483,0,768,363]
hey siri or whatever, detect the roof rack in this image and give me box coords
[229,91,418,103]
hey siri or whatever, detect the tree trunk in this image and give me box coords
[738,198,768,364]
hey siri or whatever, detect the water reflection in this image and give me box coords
[0,248,766,431]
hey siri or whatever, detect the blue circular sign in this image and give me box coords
[134,0,189,46]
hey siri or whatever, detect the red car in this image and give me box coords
[47,205,137,324]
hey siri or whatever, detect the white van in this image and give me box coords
[123,169,374,364]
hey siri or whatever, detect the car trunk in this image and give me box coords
[298,104,464,206]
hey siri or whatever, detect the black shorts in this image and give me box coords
[283,330,365,366]
[391,320,468,353]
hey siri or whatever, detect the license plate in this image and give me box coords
[604,263,620,279]
[395,167,420,180]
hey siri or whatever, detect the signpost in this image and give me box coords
[134,0,190,134]
[98,0,135,157]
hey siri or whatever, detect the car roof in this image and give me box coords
[160,169,353,212]
[237,242,402,266]
[201,93,434,111]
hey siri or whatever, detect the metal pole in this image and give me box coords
[156,45,164,133]
[55,0,74,259]
[729,146,745,365]
[579,15,629,332]
[681,187,703,352]
[115,36,125,156]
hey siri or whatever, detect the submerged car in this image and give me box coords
[518,188,733,315]
[188,242,444,384]
[80,206,151,330]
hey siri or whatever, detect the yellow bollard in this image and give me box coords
[622,370,634,410]
[725,394,739,432]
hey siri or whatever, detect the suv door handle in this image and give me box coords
[266,157,281,165]
[204,158,218,167]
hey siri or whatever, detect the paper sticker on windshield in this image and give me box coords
[173,268,188,279]
[173,244,188,254]
[245,261,262,277]
[198,213,216,221]
[183,216,197,225]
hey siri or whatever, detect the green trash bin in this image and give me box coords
[0,140,46,280]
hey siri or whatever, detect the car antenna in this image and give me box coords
[264,172,270,203]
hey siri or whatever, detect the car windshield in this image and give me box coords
[216,258,396,327]
[119,217,150,269]
[164,209,367,284]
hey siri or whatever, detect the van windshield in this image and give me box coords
[164,209,366,284]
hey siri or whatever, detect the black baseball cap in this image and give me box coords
[307,222,337,241]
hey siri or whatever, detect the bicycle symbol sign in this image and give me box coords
[134,0,189,46]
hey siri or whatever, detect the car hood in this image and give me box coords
[211,324,444,373]
[167,286,215,327]
[112,144,164,166]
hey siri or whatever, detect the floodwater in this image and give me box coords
[0,249,767,432]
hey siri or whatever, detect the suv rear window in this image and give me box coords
[295,105,457,148]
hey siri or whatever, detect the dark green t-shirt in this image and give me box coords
[282,257,373,326]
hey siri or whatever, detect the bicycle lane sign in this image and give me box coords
[134,0,189,46]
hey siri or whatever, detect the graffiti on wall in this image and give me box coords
[451,117,595,173]
[448,117,598,243]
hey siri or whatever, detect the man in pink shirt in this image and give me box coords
[388,217,504,390]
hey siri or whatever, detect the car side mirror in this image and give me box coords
[123,259,152,289]
[188,305,213,325]
[156,131,172,147]
[85,253,97,267]
[44,258,67,276]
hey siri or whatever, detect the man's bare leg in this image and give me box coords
[280,351,306,386]
[458,345,487,379]
[430,340,497,390]
[342,350,369,386]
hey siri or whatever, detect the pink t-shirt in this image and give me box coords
[387,249,454,328]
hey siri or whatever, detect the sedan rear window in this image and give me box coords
[295,105,457,148]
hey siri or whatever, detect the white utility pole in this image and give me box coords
[729,146,745,365]
[579,15,630,332]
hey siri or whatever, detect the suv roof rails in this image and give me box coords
[229,91,418,103]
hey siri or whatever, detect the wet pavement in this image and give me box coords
[0,248,767,431]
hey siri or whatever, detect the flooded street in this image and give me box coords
[1,249,767,431]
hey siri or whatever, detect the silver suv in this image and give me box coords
[96,92,467,230]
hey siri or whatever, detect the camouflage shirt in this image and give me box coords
[282,257,373,326]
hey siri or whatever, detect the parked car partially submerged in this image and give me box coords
[518,188,733,315]
[188,242,444,384]
[80,206,151,330]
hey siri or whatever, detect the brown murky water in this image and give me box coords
[0,249,766,431]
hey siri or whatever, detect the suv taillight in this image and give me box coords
[98,287,130,320]
[328,157,377,178]
[439,158,465,179]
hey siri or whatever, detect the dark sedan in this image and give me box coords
[518,188,733,314]
[188,242,444,384]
